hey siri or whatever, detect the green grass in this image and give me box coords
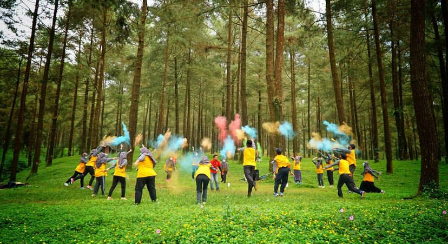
[0,153,447,243]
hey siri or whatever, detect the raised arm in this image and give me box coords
[324,160,340,169]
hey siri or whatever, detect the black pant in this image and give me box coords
[359,181,382,193]
[327,170,334,186]
[274,167,290,194]
[166,171,173,180]
[337,174,362,198]
[76,166,95,186]
[108,176,126,197]
[349,164,356,188]
[317,173,324,186]
[66,171,84,187]
[135,176,156,204]
[221,171,227,183]
[244,166,256,195]
[93,176,106,195]
[196,174,210,203]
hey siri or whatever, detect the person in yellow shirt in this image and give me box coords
[325,154,365,198]
[291,155,302,185]
[76,147,101,190]
[241,140,258,197]
[359,162,384,193]
[312,157,325,188]
[194,156,218,205]
[106,145,131,200]
[92,152,116,197]
[133,145,158,204]
[64,153,88,189]
[320,151,334,188]
[164,156,176,182]
[271,148,292,197]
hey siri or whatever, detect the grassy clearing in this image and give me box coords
[0,152,447,243]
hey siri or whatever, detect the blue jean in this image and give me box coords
[210,173,219,190]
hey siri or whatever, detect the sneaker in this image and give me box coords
[348,190,352,194]
[70,178,74,184]
[361,191,365,198]
[322,186,325,189]
[80,187,85,189]
[274,193,279,197]
[91,194,95,197]
[121,197,127,200]
[280,192,284,197]
[286,183,289,188]
[87,185,93,190]
[64,183,69,186]
[107,196,112,200]
[381,190,385,194]
[329,185,333,188]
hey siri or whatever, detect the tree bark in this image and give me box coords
[27,91,38,167]
[397,40,408,159]
[372,0,393,172]
[47,2,71,166]
[307,58,311,157]
[92,7,108,148]
[240,0,248,125]
[226,4,233,120]
[31,0,58,175]
[266,0,275,162]
[186,48,191,142]
[157,30,170,136]
[174,56,179,134]
[289,48,298,155]
[325,0,346,124]
[0,57,22,179]
[68,10,79,157]
[410,0,439,192]
[433,4,448,164]
[80,26,94,155]
[128,0,147,167]
[88,59,100,149]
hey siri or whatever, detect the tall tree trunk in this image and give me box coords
[266,0,275,161]
[142,100,149,145]
[100,87,105,140]
[372,0,393,172]
[68,15,79,157]
[240,0,248,125]
[147,94,153,143]
[348,67,357,141]
[31,0,58,175]
[365,13,379,162]
[174,56,179,134]
[289,48,298,155]
[93,7,108,148]
[27,92,38,167]
[165,98,170,132]
[353,80,362,155]
[397,40,408,159]
[258,74,263,153]
[47,2,71,166]
[325,0,346,124]
[433,5,448,163]
[157,30,169,136]
[411,0,439,192]
[88,59,100,149]
[307,58,311,157]
[390,15,406,160]
[80,27,94,154]
[226,4,233,120]
[186,48,191,142]
[127,0,147,166]
[274,0,285,123]
[0,57,22,179]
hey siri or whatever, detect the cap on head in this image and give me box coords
[350,144,356,149]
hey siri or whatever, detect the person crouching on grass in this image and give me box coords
[271,148,292,197]
[359,161,384,193]
[64,153,88,188]
[312,156,325,188]
[324,153,365,198]
[92,152,116,197]
[194,156,218,205]
[133,145,158,204]
[106,144,131,200]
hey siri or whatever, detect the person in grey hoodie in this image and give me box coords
[92,152,116,196]
[312,157,324,188]
[359,162,384,193]
[220,159,229,183]
[64,153,88,188]
[106,144,131,200]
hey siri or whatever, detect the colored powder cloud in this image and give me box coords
[242,125,257,139]
[214,116,228,144]
[229,114,241,143]
[278,121,295,140]
[220,135,236,159]
[201,138,212,152]
[262,122,280,134]
[111,122,130,146]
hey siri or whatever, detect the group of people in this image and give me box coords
[64,140,384,205]
[64,144,158,204]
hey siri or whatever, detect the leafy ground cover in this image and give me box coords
[0,152,447,243]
